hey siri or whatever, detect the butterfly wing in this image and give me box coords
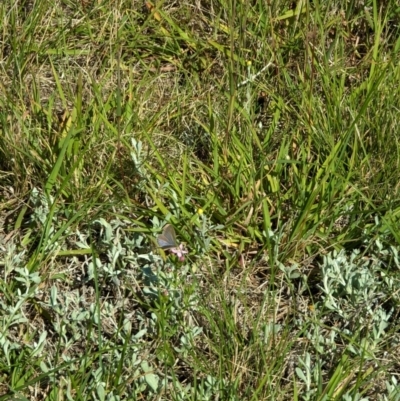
[157,224,177,249]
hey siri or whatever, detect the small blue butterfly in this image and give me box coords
[157,224,177,250]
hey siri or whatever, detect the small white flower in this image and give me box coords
[169,243,188,261]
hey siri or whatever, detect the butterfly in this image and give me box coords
[157,224,188,261]
[157,224,178,250]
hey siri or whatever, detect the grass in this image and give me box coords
[1,0,400,399]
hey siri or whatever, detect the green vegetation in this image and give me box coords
[1,0,400,399]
